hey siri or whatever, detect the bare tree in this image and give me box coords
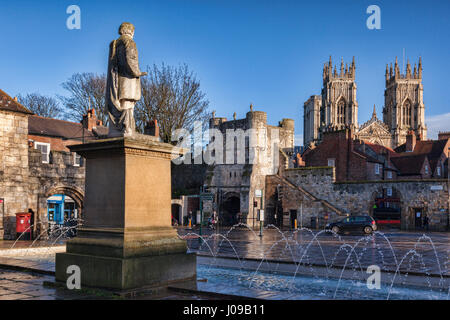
[59,73,108,124]
[17,93,63,119]
[135,63,210,143]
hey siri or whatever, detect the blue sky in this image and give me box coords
[1,0,449,143]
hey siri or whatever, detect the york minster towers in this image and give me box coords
[304,56,427,149]
[304,57,358,147]
[321,56,358,130]
[383,57,427,146]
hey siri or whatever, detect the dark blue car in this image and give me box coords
[325,215,377,235]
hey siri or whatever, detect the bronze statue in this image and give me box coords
[106,22,147,136]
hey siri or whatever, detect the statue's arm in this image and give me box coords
[125,40,143,78]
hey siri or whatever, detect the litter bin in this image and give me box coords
[16,213,32,240]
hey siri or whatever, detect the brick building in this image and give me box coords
[303,127,449,182]
[273,126,449,231]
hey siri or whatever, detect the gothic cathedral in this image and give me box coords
[303,56,427,149]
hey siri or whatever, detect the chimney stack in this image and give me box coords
[82,108,99,131]
[406,130,416,152]
[144,119,160,138]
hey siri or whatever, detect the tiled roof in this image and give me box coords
[28,115,96,140]
[362,141,397,157]
[0,89,33,114]
[395,139,449,171]
[390,154,427,176]
[92,126,109,138]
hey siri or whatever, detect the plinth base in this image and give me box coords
[55,251,196,291]
[57,136,195,291]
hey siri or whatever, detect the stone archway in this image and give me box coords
[45,186,84,211]
[220,193,241,226]
[371,186,402,228]
[171,199,183,225]
[45,186,84,223]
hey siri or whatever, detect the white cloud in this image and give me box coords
[426,113,450,139]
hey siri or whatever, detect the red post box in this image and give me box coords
[16,213,32,240]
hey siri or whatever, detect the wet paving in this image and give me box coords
[179,226,450,276]
[0,227,447,300]
[0,268,222,300]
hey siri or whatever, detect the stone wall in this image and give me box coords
[273,165,449,231]
[0,109,85,239]
[206,110,294,227]
[171,162,208,197]
[265,173,341,229]
[0,110,30,238]
[27,148,85,239]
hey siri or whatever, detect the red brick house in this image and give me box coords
[28,109,107,165]
[303,127,397,181]
[393,131,450,179]
[303,127,449,182]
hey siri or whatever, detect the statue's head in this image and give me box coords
[118,22,135,38]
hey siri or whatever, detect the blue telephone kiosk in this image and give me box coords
[47,194,65,225]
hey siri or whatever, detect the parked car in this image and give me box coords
[325,215,377,235]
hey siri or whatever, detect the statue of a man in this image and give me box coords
[106,22,147,137]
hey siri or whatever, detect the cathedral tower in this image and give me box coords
[383,57,427,147]
[320,56,358,131]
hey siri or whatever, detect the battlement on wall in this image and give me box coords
[209,108,294,132]
[284,166,336,184]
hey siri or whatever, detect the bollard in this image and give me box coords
[294,219,298,230]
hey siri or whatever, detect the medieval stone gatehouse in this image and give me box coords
[205,106,295,227]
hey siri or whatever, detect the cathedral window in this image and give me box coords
[337,99,346,124]
[402,101,412,126]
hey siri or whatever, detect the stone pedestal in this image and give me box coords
[55,135,196,291]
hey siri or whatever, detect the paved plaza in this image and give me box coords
[180,227,450,276]
[0,227,446,300]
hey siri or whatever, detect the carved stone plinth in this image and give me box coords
[55,135,196,290]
